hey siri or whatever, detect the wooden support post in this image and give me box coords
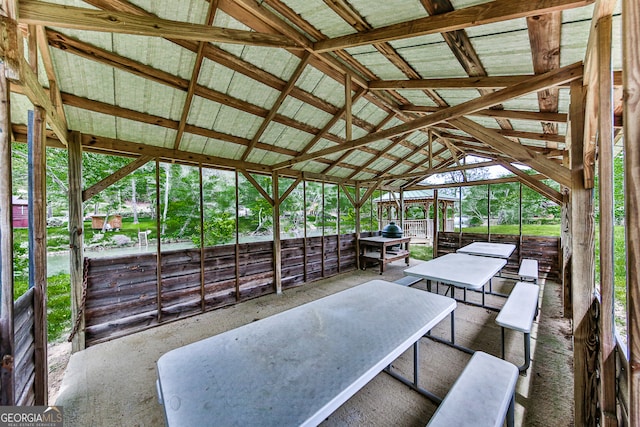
[28,107,47,405]
[569,79,598,426]
[199,165,205,312]
[68,131,85,353]
[234,171,240,301]
[355,183,361,271]
[433,190,439,258]
[272,172,282,294]
[596,14,617,426]
[155,160,162,322]
[623,0,640,422]
[322,183,325,277]
[345,73,352,142]
[561,187,572,318]
[337,185,341,274]
[303,180,308,281]
[0,62,15,405]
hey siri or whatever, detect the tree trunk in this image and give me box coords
[131,178,139,224]
[161,164,171,235]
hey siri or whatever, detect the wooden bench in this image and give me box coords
[393,276,422,287]
[496,281,540,373]
[518,258,539,284]
[426,351,519,427]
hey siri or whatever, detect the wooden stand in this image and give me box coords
[359,236,411,274]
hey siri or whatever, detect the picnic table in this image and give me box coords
[156,279,456,426]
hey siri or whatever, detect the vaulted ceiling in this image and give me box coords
[0,0,623,193]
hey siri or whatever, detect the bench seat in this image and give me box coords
[393,276,422,287]
[518,258,539,284]
[496,281,540,372]
[426,351,519,427]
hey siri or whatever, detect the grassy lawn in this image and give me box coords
[15,275,71,342]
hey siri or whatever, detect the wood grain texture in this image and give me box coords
[623,0,640,422]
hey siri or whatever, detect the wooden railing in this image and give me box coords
[380,219,454,239]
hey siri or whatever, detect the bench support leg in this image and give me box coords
[500,328,532,373]
[507,393,515,427]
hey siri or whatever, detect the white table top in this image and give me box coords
[156,280,456,427]
[456,242,516,259]
[404,253,506,290]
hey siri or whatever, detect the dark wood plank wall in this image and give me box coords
[84,234,358,347]
[437,232,560,280]
[14,288,35,406]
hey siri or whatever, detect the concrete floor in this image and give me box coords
[55,259,574,426]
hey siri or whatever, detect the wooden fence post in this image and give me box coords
[28,108,48,405]
[0,63,15,405]
[623,0,640,422]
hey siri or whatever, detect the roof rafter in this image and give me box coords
[527,11,562,139]
[314,0,593,53]
[401,105,568,123]
[19,0,302,49]
[448,116,570,187]
[272,61,583,170]
[172,0,218,151]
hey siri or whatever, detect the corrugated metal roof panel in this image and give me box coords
[261,122,313,151]
[392,37,468,79]
[187,96,262,140]
[9,93,33,126]
[64,106,117,138]
[51,48,115,103]
[348,0,427,28]
[282,0,356,38]
[114,69,186,121]
[467,27,534,75]
[116,118,176,148]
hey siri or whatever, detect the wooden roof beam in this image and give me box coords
[370,74,566,90]
[272,61,583,170]
[527,11,562,139]
[83,155,153,202]
[314,0,594,53]
[172,1,218,151]
[241,52,311,162]
[0,17,68,145]
[401,105,568,123]
[18,0,302,49]
[403,174,545,191]
[499,161,563,204]
[448,116,570,187]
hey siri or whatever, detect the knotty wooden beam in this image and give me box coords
[498,161,563,204]
[28,107,48,405]
[241,52,311,162]
[273,62,583,170]
[241,170,274,206]
[0,62,15,405]
[172,0,218,151]
[35,25,66,129]
[569,77,599,427]
[623,0,640,422]
[82,155,153,202]
[402,105,568,123]
[527,12,562,136]
[0,18,68,144]
[595,13,617,426]
[448,116,571,187]
[370,74,560,90]
[18,0,302,48]
[314,0,593,52]
[67,131,85,353]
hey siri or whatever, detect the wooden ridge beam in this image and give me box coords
[18,0,302,49]
[272,61,583,170]
[314,0,594,53]
[403,174,546,191]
